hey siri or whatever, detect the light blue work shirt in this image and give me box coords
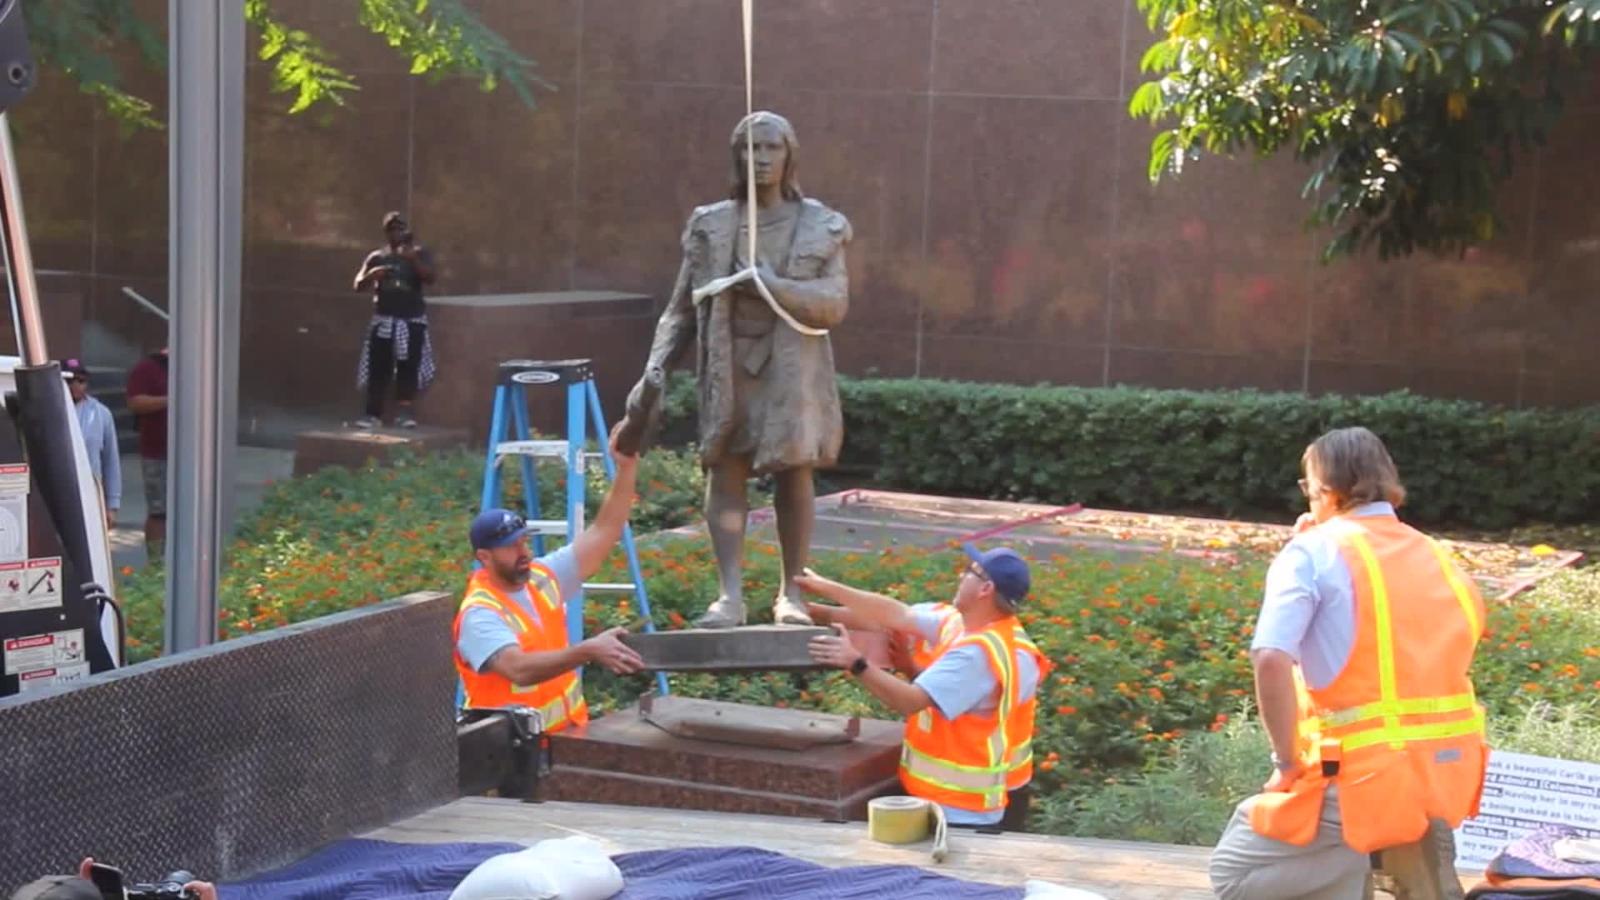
[908,603,1040,826]
[1251,502,1397,690]
[455,545,580,673]
[74,395,121,512]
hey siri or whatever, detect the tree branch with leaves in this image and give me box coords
[25,0,549,129]
[1131,0,1599,260]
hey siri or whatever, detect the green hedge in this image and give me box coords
[663,373,1600,529]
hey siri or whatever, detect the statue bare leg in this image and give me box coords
[771,466,815,625]
[695,454,753,628]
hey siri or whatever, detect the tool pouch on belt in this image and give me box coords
[1250,767,1328,846]
[1250,740,1341,846]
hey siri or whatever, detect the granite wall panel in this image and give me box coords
[12,0,1599,442]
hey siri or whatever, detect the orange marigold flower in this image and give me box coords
[1056,705,1077,716]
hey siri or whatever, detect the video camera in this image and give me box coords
[87,863,199,900]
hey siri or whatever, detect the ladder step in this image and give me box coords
[495,440,606,464]
[524,519,571,536]
[583,582,638,592]
[496,439,576,460]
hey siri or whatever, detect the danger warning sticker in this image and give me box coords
[0,557,60,614]
[17,663,89,692]
[4,628,84,676]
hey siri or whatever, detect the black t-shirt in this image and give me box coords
[363,246,432,318]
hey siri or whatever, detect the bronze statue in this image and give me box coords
[617,111,851,628]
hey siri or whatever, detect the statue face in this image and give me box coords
[740,120,789,189]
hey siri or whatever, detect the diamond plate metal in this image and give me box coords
[0,591,458,892]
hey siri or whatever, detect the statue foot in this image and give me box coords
[772,595,814,627]
[693,596,747,629]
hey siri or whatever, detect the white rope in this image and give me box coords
[689,0,828,338]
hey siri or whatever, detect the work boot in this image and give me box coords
[772,594,814,626]
[693,596,747,629]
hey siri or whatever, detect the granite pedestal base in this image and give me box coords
[292,426,469,476]
[541,697,905,821]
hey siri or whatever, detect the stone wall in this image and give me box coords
[9,0,1599,446]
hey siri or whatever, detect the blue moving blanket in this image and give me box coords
[222,839,1026,899]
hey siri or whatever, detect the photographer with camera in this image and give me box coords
[351,211,436,430]
[10,857,216,900]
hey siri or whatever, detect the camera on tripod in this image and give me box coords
[87,862,199,900]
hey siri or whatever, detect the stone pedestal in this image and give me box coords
[540,697,904,821]
[622,625,830,672]
[292,425,470,476]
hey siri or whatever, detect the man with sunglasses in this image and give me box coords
[452,424,647,730]
[800,544,1046,831]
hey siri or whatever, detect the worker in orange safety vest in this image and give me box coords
[452,424,646,730]
[800,544,1047,832]
[1209,426,1487,899]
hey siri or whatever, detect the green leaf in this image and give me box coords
[1484,31,1515,64]
[1129,81,1164,118]
[1149,130,1177,182]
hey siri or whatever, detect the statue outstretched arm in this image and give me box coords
[617,255,694,454]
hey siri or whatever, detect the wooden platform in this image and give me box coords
[366,797,1217,898]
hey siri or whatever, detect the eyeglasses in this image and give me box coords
[965,562,990,582]
[1298,478,1329,498]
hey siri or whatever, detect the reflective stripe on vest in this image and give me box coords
[1250,513,1487,852]
[909,617,1041,783]
[1305,530,1483,753]
[1005,628,1042,780]
[453,567,586,731]
[899,628,1016,812]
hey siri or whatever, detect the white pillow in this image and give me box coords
[448,836,624,900]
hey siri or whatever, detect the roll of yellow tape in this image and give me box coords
[868,795,932,845]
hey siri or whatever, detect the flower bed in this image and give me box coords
[116,452,1600,840]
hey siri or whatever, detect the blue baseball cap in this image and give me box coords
[470,508,530,551]
[963,543,1030,608]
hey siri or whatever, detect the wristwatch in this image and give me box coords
[1270,752,1298,772]
[849,656,869,676]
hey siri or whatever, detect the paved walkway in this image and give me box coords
[109,446,297,571]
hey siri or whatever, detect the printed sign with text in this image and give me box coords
[1455,750,1600,868]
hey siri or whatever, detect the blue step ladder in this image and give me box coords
[475,358,669,698]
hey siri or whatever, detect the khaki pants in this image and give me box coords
[1210,786,1370,900]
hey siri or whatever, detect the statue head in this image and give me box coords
[729,111,803,202]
